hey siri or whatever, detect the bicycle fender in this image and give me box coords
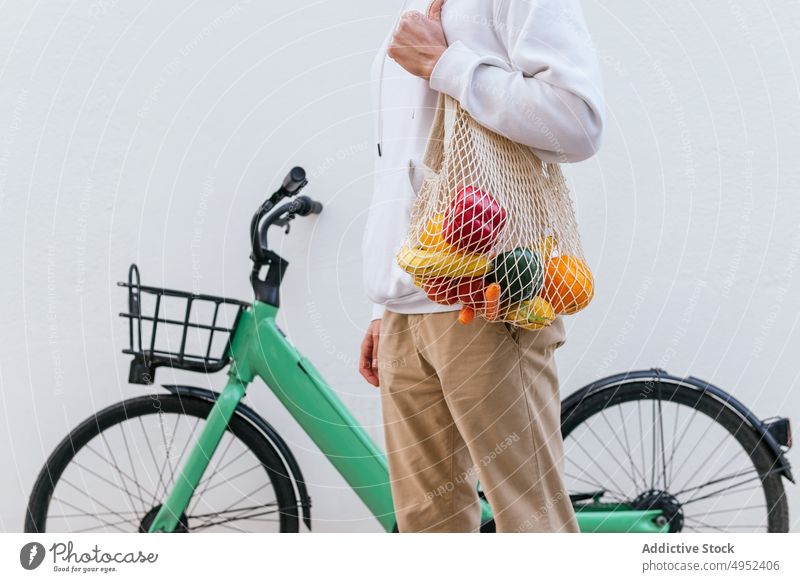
[561,368,794,483]
[161,384,313,529]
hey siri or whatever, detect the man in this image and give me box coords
[359,0,604,532]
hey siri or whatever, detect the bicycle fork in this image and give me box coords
[147,375,248,533]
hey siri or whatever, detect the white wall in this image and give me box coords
[0,0,798,532]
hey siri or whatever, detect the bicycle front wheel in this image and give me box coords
[25,394,299,533]
[561,378,789,532]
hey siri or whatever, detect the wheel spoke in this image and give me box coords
[173,416,202,481]
[686,504,766,517]
[681,476,764,505]
[47,510,141,519]
[682,516,732,532]
[83,444,151,499]
[663,404,702,484]
[70,459,152,508]
[637,400,647,483]
[190,503,279,519]
[98,431,139,515]
[615,404,647,491]
[196,434,244,491]
[655,397,668,490]
[154,411,180,502]
[683,516,765,532]
[564,437,629,499]
[667,397,681,485]
[598,408,647,489]
[138,416,165,508]
[577,415,639,487]
[650,398,657,489]
[118,418,148,515]
[198,463,264,496]
[50,496,130,533]
[672,466,760,497]
[565,472,626,501]
[194,481,277,530]
[189,433,241,514]
[190,505,282,531]
[672,429,739,495]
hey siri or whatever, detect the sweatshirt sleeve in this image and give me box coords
[371,302,385,320]
[428,0,604,163]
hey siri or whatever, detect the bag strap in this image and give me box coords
[443,93,458,143]
[421,92,456,173]
[421,93,445,172]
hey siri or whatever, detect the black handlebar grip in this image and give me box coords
[282,167,307,195]
[292,196,323,217]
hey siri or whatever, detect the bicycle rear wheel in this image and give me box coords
[561,379,789,532]
[25,394,299,533]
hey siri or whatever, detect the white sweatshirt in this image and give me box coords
[362,0,605,321]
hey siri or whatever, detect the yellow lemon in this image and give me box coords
[506,296,556,330]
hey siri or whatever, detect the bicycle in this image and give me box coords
[25,167,794,533]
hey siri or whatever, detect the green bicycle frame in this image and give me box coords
[147,301,667,533]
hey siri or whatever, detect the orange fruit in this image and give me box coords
[542,256,594,315]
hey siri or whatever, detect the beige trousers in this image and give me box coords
[378,309,579,533]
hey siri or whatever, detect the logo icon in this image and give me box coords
[20,542,46,570]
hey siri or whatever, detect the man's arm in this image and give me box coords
[388,0,604,162]
[429,0,604,163]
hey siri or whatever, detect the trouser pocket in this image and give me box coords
[502,321,521,343]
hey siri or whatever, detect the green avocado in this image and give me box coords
[491,248,543,303]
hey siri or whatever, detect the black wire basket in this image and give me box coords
[119,264,250,385]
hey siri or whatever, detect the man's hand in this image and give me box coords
[359,319,382,387]
[387,0,447,80]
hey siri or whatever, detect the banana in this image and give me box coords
[535,235,559,259]
[505,296,555,330]
[397,246,491,279]
[411,274,427,287]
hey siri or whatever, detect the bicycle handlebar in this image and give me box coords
[250,167,323,261]
[290,195,324,217]
[281,166,307,196]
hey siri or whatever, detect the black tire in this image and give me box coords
[561,380,789,532]
[25,394,299,533]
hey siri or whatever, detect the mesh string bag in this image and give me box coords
[396,92,594,329]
